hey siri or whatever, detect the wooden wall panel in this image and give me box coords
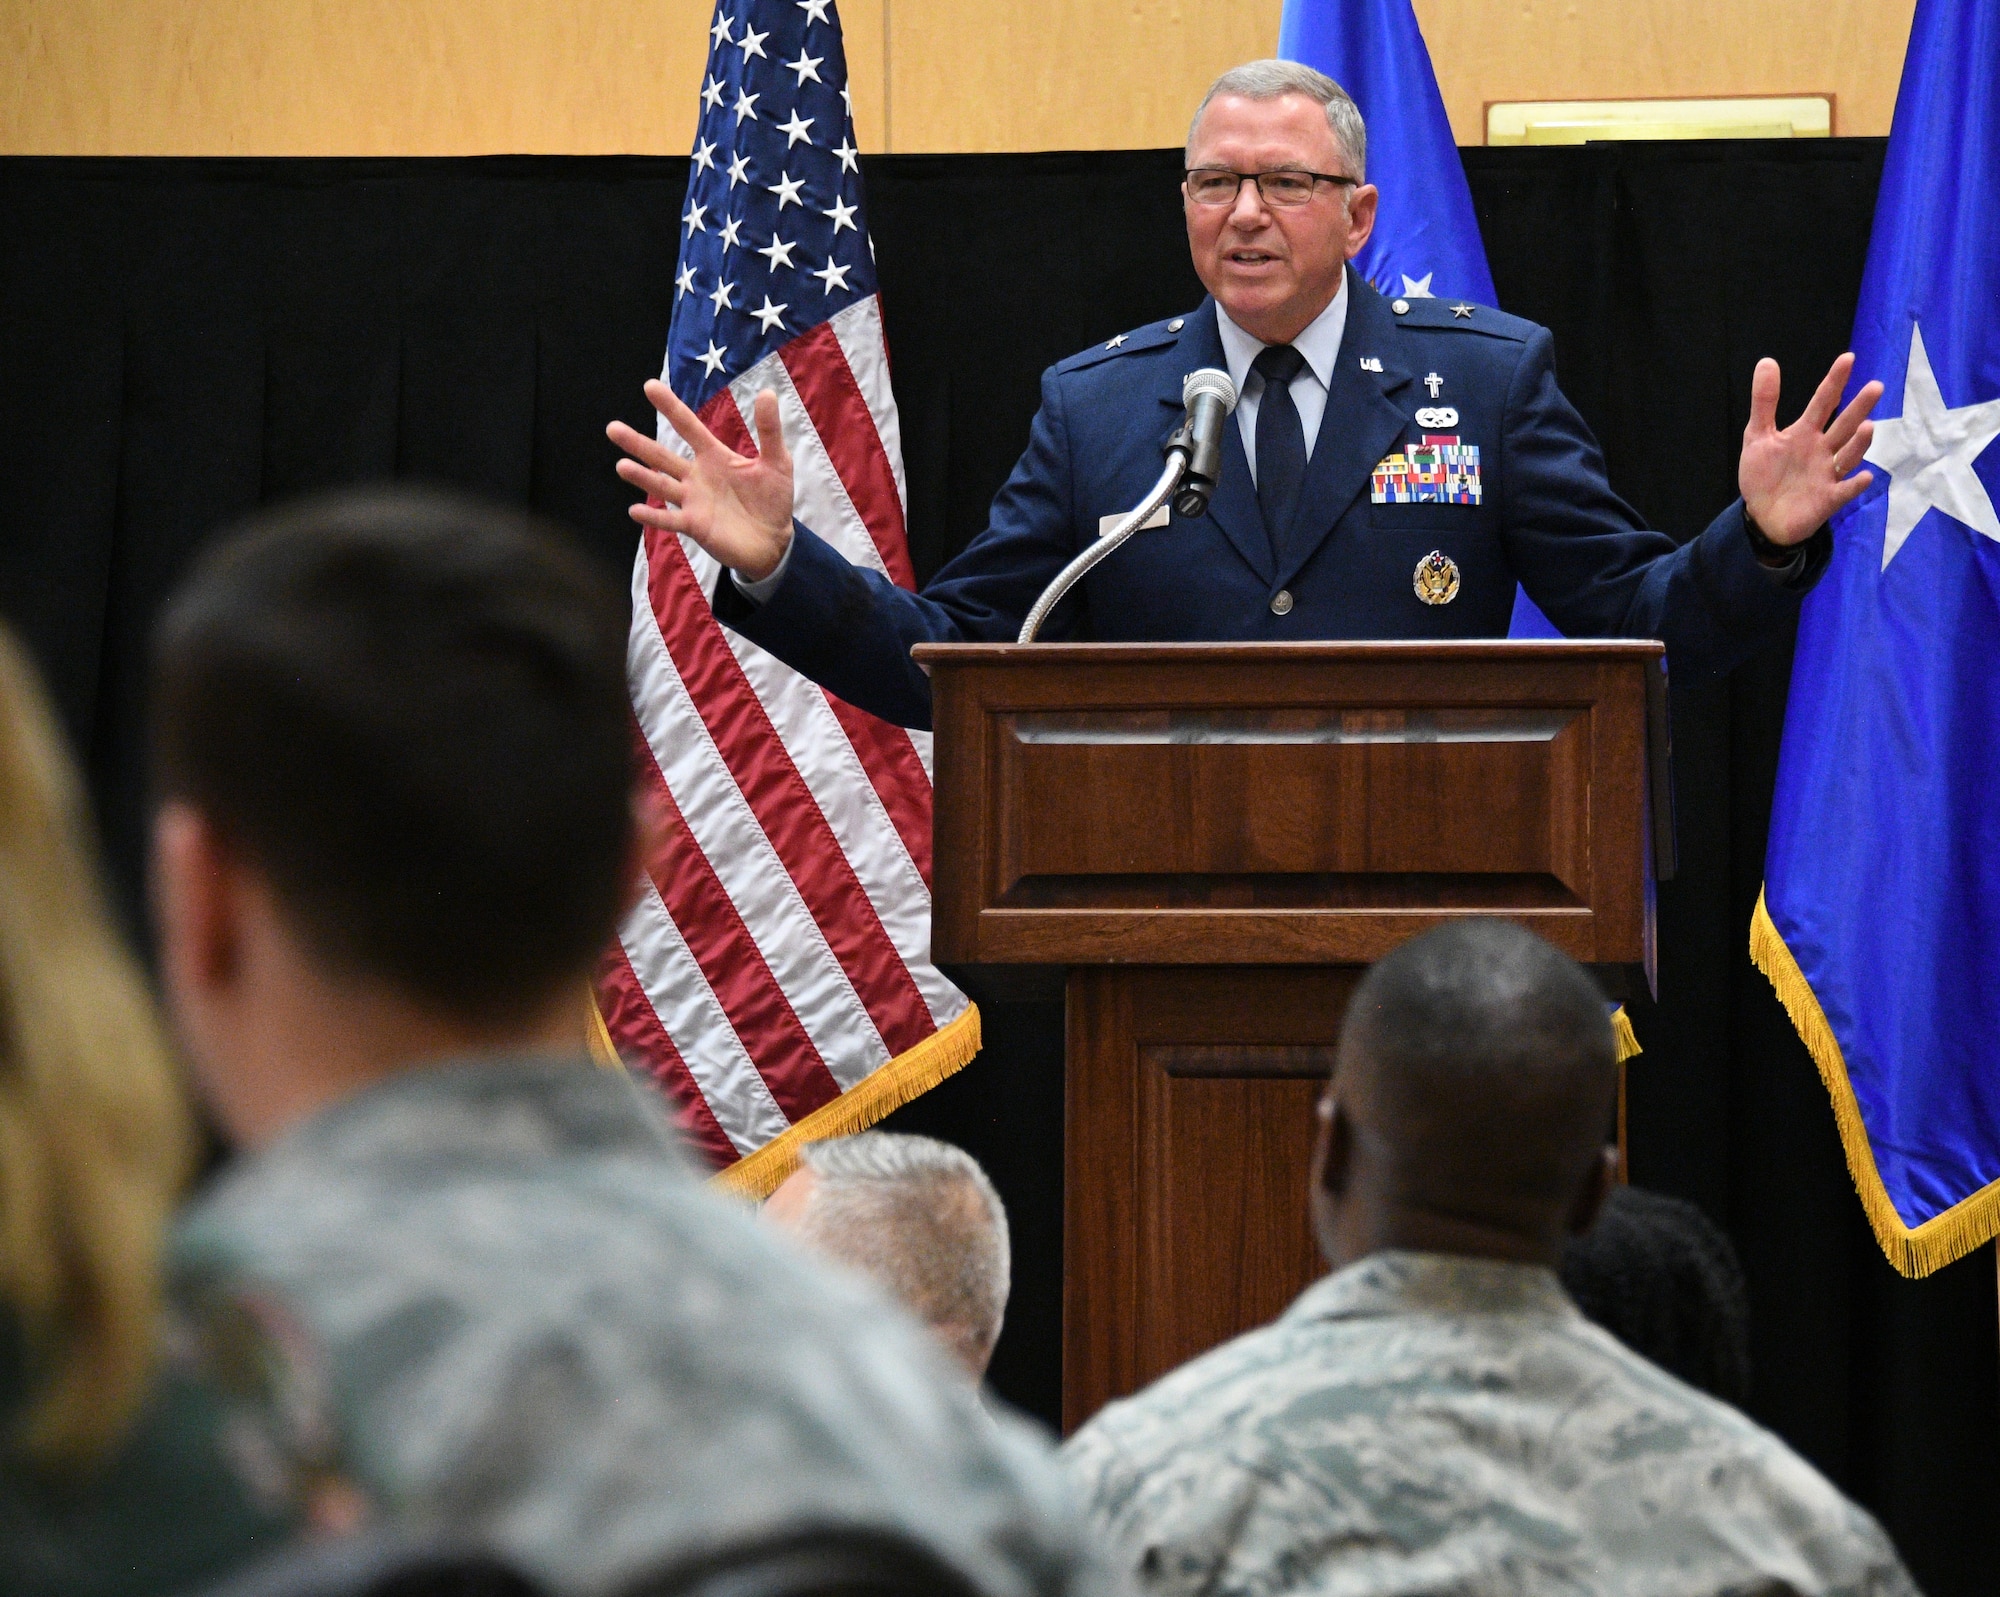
[885,0,1282,154]
[0,0,1914,156]
[0,0,885,157]
[1411,0,1917,142]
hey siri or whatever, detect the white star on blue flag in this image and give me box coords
[669,0,878,412]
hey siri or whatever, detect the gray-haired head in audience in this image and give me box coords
[765,1132,1011,1379]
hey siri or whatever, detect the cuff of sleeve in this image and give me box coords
[1744,508,1829,589]
[728,534,796,605]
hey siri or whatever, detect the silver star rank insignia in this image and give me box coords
[1105,333,1127,349]
[1450,303,1474,319]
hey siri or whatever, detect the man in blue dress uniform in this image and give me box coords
[610,61,1882,732]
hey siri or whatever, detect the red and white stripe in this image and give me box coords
[598,296,969,1170]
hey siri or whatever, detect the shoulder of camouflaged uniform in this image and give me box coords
[1063,1251,1919,1597]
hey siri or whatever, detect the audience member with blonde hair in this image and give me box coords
[0,625,290,1594]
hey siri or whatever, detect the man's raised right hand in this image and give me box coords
[608,380,795,581]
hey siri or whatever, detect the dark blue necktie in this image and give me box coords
[1252,343,1308,570]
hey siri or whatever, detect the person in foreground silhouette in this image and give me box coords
[1061,920,1918,1597]
[148,488,1108,1597]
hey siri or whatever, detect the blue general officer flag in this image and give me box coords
[1277,0,1559,637]
[1754,0,2000,1277]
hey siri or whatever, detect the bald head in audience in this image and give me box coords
[1313,919,1621,1269]
[766,1133,1011,1379]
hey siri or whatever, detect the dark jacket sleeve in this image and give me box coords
[1498,326,1829,680]
[716,364,1086,729]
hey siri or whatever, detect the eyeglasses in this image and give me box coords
[1183,168,1358,208]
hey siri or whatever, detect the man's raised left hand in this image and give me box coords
[1738,352,1884,546]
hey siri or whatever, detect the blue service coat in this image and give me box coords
[717,269,1827,730]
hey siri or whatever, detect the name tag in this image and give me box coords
[1099,505,1171,535]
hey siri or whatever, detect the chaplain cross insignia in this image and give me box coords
[1424,372,1443,398]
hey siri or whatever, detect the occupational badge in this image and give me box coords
[1414,550,1461,605]
[1371,434,1483,504]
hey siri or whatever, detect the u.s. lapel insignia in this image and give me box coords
[1359,356,1383,373]
[1414,550,1461,605]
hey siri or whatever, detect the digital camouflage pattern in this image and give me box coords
[1063,1251,1918,1597]
[168,1055,1108,1597]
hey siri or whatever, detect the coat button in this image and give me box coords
[1270,589,1294,616]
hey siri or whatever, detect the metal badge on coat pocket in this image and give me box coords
[1414,550,1461,605]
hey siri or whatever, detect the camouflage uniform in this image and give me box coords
[1062,1250,1918,1597]
[168,1055,1109,1597]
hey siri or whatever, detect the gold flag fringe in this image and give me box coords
[588,995,983,1200]
[712,1004,983,1199]
[1750,887,2000,1278]
[585,995,981,1198]
[587,992,620,1068]
[1610,1006,1641,1063]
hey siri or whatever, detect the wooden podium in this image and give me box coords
[914,641,1671,1430]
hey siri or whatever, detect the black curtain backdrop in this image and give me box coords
[2,144,1994,1593]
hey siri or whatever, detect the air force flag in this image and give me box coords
[1754,0,2000,1276]
[1278,0,1559,636]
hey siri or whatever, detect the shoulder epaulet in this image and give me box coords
[1054,313,1193,374]
[1387,296,1537,342]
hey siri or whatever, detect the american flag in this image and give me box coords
[594,0,976,1192]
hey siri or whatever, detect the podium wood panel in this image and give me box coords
[924,642,1660,969]
[917,642,1664,1431]
[1065,965,1356,1431]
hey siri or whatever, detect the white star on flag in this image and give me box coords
[1867,322,2000,568]
[786,50,822,85]
[1400,272,1434,298]
[824,195,857,233]
[692,138,717,174]
[710,14,733,47]
[777,110,815,148]
[726,152,752,188]
[811,256,851,293]
[797,0,830,20]
[682,201,708,236]
[696,340,728,376]
[751,296,788,333]
[708,277,736,312]
[757,234,798,269]
[733,88,759,123]
[737,25,768,58]
[701,76,724,111]
[674,262,697,299]
[769,171,805,209]
[832,137,858,174]
[718,215,744,249]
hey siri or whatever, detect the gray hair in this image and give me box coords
[795,1132,1011,1375]
[1187,60,1367,183]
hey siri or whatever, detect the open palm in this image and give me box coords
[1739,353,1884,546]
[608,380,795,580]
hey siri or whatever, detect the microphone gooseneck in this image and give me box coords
[1016,367,1239,644]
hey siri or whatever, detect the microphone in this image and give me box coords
[1170,368,1239,518]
